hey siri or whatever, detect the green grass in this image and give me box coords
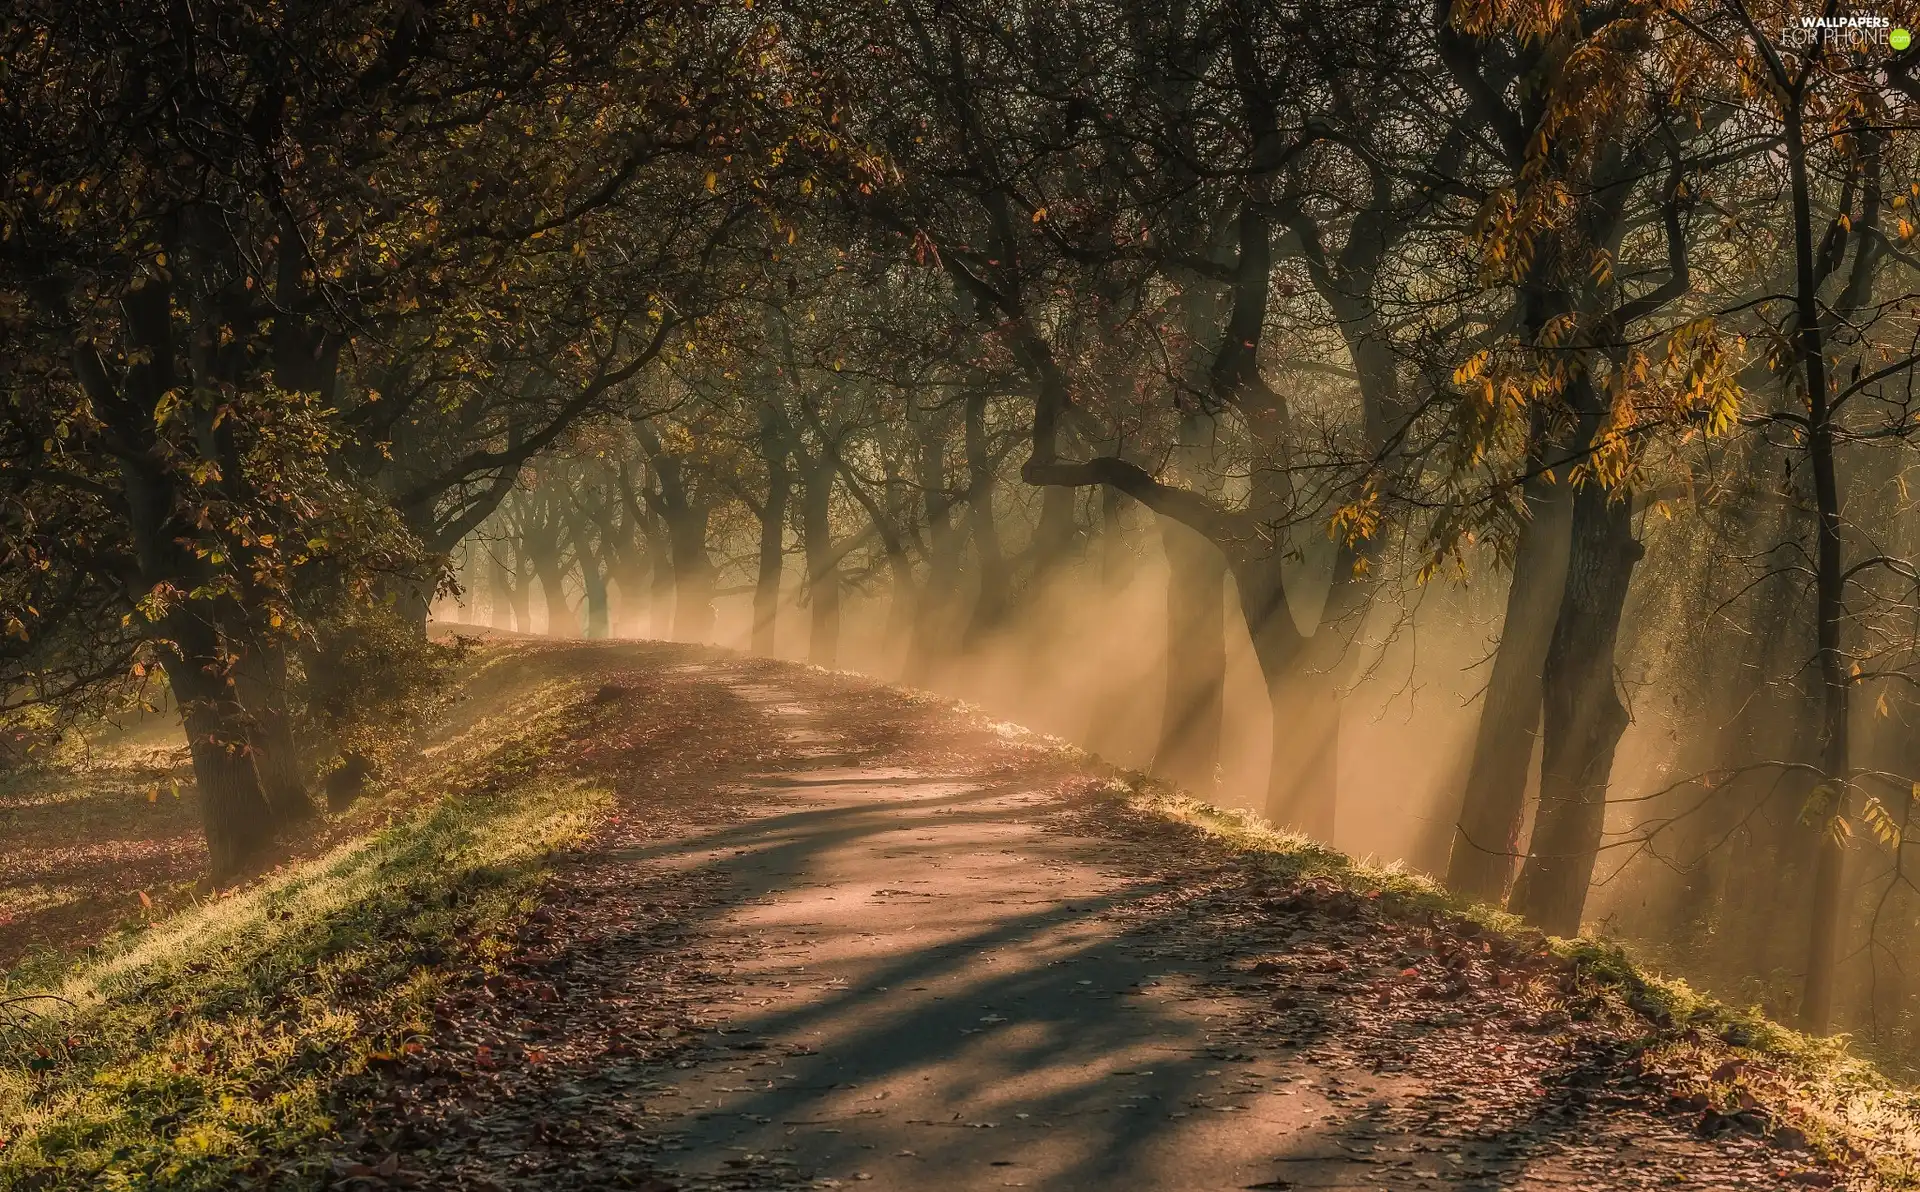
[1111,774,1920,1189]
[0,671,610,1191]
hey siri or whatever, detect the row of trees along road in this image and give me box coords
[8,0,1920,1046]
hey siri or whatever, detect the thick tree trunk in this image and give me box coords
[163,625,275,879]
[233,640,316,826]
[390,571,436,636]
[1508,482,1643,936]
[1447,477,1575,902]
[530,553,572,637]
[185,702,277,880]
[1232,552,1331,838]
[1155,516,1225,794]
[802,458,840,667]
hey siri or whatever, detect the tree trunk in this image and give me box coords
[879,466,918,672]
[882,540,917,673]
[1508,481,1643,936]
[489,548,512,631]
[647,506,675,640]
[507,543,533,634]
[754,409,790,656]
[1266,662,1339,840]
[163,622,275,879]
[1155,515,1225,794]
[561,497,611,639]
[667,505,714,644]
[581,555,611,639]
[1083,484,1137,759]
[1231,551,1330,838]
[531,553,571,637]
[1031,484,1078,579]
[1101,484,1131,588]
[802,458,840,667]
[1447,477,1576,902]
[907,415,961,682]
[963,391,1008,641]
[233,639,316,826]
[1786,100,1854,1037]
[608,527,649,639]
[185,702,277,880]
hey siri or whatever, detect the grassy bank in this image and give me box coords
[1114,777,1920,1189]
[0,662,610,1191]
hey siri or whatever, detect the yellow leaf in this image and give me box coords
[1032,207,1047,223]
[1452,351,1489,385]
[704,172,717,193]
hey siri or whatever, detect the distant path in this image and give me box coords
[352,643,1827,1191]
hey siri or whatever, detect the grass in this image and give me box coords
[0,662,611,1192]
[0,735,203,974]
[1111,774,1920,1190]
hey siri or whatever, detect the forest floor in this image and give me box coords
[0,639,1895,1190]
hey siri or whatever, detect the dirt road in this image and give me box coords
[345,644,1831,1191]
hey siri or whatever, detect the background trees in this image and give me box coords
[10,0,1920,1053]
[0,0,815,872]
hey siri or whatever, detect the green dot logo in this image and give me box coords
[1894,26,1912,50]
